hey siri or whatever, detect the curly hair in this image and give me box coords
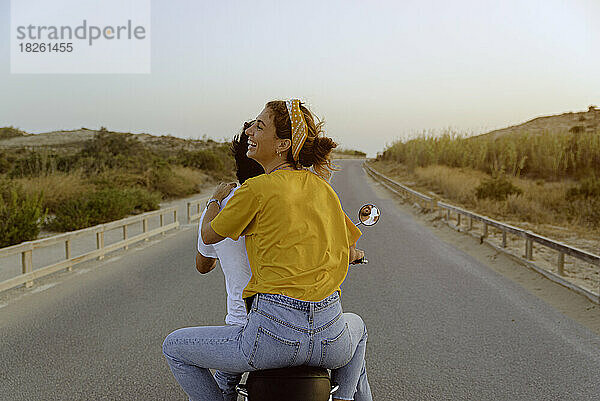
[265,100,338,181]
[230,120,265,184]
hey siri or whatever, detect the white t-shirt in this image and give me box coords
[197,186,252,326]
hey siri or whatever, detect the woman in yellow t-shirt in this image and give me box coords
[163,100,372,401]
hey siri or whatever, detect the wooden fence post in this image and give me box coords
[96,231,105,260]
[160,213,165,236]
[187,203,191,224]
[22,249,33,288]
[143,218,149,241]
[557,252,565,276]
[502,231,507,248]
[65,239,72,271]
[123,225,128,250]
[526,238,533,260]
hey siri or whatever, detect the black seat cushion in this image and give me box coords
[246,366,332,401]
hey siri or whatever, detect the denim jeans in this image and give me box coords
[163,291,372,401]
[213,369,242,401]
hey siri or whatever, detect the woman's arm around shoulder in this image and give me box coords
[201,182,235,244]
[195,252,217,274]
[201,201,226,244]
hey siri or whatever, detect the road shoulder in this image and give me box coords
[365,170,600,335]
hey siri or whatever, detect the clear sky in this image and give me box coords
[1,0,598,157]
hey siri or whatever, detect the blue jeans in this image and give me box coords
[213,369,242,401]
[163,292,372,400]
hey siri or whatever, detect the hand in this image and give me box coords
[349,246,365,264]
[212,182,236,202]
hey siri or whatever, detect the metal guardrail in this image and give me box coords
[0,207,179,293]
[363,163,600,303]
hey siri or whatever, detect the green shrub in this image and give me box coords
[475,176,523,201]
[335,149,367,157]
[78,129,152,173]
[49,187,159,231]
[9,151,57,178]
[0,152,13,174]
[54,153,83,173]
[179,149,224,171]
[49,197,94,231]
[8,150,82,178]
[82,128,145,158]
[51,188,132,231]
[0,126,27,139]
[147,165,197,198]
[10,151,85,177]
[566,176,600,200]
[90,169,145,189]
[0,181,46,247]
[569,125,585,134]
[126,187,161,212]
[568,198,600,228]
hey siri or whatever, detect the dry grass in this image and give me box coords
[149,165,218,199]
[12,166,213,213]
[381,128,600,180]
[376,123,600,237]
[413,165,486,207]
[369,159,600,294]
[170,166,212,192]
[13,170,95,213]
[370,160,599,240]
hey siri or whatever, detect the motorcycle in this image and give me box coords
[236,204,381,401]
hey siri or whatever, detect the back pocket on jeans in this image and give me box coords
[248,326,301,370]
[319,323,353,369]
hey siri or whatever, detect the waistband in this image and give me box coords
[246,291,340,313]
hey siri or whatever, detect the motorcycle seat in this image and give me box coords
[242,365,334,401]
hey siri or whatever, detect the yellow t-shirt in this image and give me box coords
[211,169,362,301]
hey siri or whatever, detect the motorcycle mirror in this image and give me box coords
[356,204,381,226]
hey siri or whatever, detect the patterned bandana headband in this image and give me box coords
[285,99,309,161]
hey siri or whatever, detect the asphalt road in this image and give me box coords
[1,159,600,400]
